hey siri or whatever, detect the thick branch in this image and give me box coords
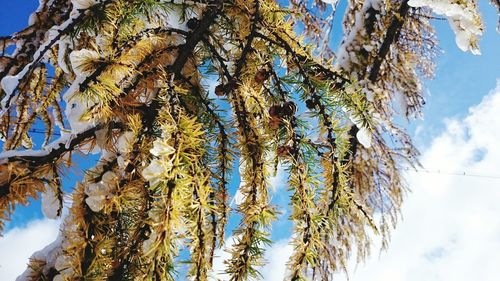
[368,0,410,82]
[1,123,116,167]
[169,2,222,76]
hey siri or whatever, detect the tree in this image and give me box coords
[0,0,493,280]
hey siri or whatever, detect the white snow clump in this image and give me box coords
[407,0,483,55]
[141,138,176,187]
[41,184,61,219]
[72,0,98,10]
[84,171,117,212]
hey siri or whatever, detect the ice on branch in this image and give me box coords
[61,77,98,134]
[84,171,117,212]
[408,0,483,54]
[320,0,339,5]
[141,231,158,254]
[347,112,373,149]
[41,184,62,219]
[57,39,71,74]
[0,66,31,114]
[356,127,372,149]
[71,0,98,10]
[336,0,384,72]
[53,254,75,281]
[142,137,176,187]
[116,131,136,168]
[149,138,175,157]
[69,49,101,77]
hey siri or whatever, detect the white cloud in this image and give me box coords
[243,81,500,280]
[335,80,500,281]
[260,239,293,280]
[0,219,60,280]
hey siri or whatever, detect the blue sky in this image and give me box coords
[0,0,499,280]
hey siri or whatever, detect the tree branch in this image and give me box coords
[368,0,410,82]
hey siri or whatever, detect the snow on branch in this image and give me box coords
[408,0,484,54]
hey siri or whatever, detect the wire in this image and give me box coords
[28,128,61,136]
[403,167,500,180]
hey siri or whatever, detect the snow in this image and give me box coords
[230,186,245,207]
[393,90,408,116]
[344,109,373,149]
[150,138,175,157]
[52,237,76,280]
[28,0,46,26]
[342,104,374,148]
[63,77,97,134]
[361,85,377,102]
[53,253,75,279]
[0,65,31,115]
[69,49,100,77]
[54,255,68,272]
[100,149,116,162]
[142,159,167,187]
[407,0,483,55]
[0,133,73,163]
[336,0,383,72]
[141,231,158,254]
[117,156,127,169]
[85,195,106,212]
[356,127,372,149]
[116,131,135,168]
[84,175,115,212]
[157,5,191,32]
[0,117,103,163]
[142,135,178,186]
[116,132,134,155]
[57,39,70,74]
[320,0,339,5]
[156,3,203,44]
[101,171,117,184]
[41,184,61,220]
[71,0,98,10]
[64,48,109,135]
